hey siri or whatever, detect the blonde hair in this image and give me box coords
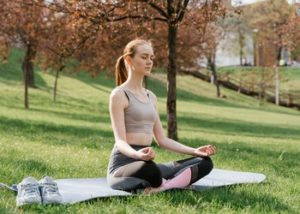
[115,39,152,86]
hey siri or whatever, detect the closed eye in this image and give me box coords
[141,54,155,60]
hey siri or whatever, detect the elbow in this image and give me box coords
[115,139,125,150]
[156,136,168,148]
[115,140,122,150]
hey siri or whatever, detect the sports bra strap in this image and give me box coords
[123,91,130,101]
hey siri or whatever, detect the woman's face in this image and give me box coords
[127,43,154,76]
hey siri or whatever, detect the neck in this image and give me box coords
[124,69,145,92]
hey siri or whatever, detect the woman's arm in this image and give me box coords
[109,89,155,160]
[152,111,195,155]
[150,93,216,157]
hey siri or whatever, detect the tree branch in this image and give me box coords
[177,0,189,22]
[148,2,169,19]
[109,15,167,23]
[175,0,182,14]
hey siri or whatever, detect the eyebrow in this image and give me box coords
[141,53,155,57]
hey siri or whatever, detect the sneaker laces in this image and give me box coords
[20,183,39,196]
[42,183,59,195]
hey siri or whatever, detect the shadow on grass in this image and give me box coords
[0,116,114,149]
[26,91,110,125]
[29,107,110,124]
[177,114,300,139]
[0,64,48,91]
[0,49,24,84]
[0,92,108,118]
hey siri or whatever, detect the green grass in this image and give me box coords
[0,49,300,213]
[217,66,300,94]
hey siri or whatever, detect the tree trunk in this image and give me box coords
[167,21,178,140]
[275,66,280,105]
[259,67,265,105]
[238,24,244,66]
[253,31,258,66]
[53,65,65,102]
[24,61,29,109]
[22,43,35,109]
[208,55,220,98]
[22,44,36,88]
[275,46,282,105]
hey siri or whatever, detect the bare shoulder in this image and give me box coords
[110,87,123,97]
[110,87,128,106]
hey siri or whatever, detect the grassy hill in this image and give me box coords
[218,66,300,94]
[0,49,299,213]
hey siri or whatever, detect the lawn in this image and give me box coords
[217,66,300,95]
[0,49,299,213]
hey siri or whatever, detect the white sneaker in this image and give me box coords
[39,176,62,204]
[16,177,42,207]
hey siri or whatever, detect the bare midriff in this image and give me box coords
[126,132,153,146]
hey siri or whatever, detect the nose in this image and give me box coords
[146,59,152,65]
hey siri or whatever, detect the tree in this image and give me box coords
[38,0,110,102]
[244,0,298,105]
[220,7,252,66]
[0,0,49,108]
[204,24,224,98]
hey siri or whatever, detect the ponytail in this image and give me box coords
[115,56,127,86]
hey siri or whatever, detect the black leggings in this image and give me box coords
[107,156,213,192]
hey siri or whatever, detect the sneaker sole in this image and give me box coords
[42,198,63,205]
[16,199,42,207]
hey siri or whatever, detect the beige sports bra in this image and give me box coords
[121,88,156,134]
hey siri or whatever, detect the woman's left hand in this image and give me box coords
[194,145,217,157]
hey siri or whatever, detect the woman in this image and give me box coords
[107,38,216,193]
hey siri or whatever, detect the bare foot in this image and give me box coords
[143,186,163,195]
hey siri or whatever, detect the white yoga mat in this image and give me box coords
[55,168,266,204]
[190,169,266,190]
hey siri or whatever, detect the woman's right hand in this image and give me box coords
[135,147,155,161]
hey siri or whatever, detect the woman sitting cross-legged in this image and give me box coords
[107,38,217,193]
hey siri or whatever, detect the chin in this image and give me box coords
[144,71,151,76]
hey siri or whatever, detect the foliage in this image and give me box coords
[242,0,299,66]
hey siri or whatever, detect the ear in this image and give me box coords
[125,55,133,63]
[124,56,132,69]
